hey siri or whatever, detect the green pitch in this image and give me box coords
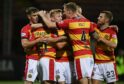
[0,81,124,84]
[0,81,40,84]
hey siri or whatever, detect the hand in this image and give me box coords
[38,10,47,17]
[97,37,103,42]
[94,28,103,40]
[24,48,31,53]
[44,37,55,43]
[93,32,100,40]
[36,37,46,43]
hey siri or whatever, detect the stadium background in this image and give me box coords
[0,0,124,83]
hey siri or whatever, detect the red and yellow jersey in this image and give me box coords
[55,29,73,62]
[21,24,56,60]
[31,27,56,59]
[95,27,118,63]
[56,17,96,59]
[21,24,40,60]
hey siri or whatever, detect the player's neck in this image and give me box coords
[100,23,109,30]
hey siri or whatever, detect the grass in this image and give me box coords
[0,81,40,84]
[0,81,124,84]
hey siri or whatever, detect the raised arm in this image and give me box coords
[31,23,43,29]
[38,11,57,28]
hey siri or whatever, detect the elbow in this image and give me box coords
[111,44,117,48]
[113,45,117,48]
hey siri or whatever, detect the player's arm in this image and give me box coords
[38,11,57,28]
[90,22,101,40]
[56,41,67,49]
[92,32,100,40]
[92,28,117,48]
[98,36,117,48]
[44,35,67,43]
[31,23,43,29]
[21,37,45,48]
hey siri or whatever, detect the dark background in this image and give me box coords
[0,0,124,81]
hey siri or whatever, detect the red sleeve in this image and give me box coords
[56,19,69,29]
[21,25,30,39]
[90,22,97,33]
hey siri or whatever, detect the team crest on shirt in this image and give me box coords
[28,74,32,78]
[104,35,110,40]
[21,33,26,37]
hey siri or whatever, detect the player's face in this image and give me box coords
[29,12,39,23]
[97,13,107,25]
[63,7,70,19]
[52,13,62,22]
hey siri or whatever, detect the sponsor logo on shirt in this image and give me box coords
[21,33,26,37]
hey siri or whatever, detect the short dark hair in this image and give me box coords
[63,2,77,13]
[101,11,113,23]
[25,7,39,15]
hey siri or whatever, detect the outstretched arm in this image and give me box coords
[38,11,57,28]
[31,23,43,29]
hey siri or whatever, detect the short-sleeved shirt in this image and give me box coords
[94,26,118,63]
[21,24,56,60]
[30,27,56,59]
[56,17,96,59]
[21,24,40,60]
[55,29,73,62]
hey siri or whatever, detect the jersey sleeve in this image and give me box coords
[110,30,118,45]
[21,26,30,39]
[56,19,69,29]
[90,22,97,33]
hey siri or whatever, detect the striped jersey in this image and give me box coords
[21,24,40,60]
[31,27,57,58]
[56,17,96,59]
[55,29,73,62]
[95,26,118,63]
[21,24,56,60]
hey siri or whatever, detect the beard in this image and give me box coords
[97,21,104,26]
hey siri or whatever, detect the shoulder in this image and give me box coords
[109,25,118,33]
[21,24,31,31]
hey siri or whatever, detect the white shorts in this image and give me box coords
[55,61,76,83]
[92,62,118,83]
[24,59,39,82]
[38,57,56,81]
[74,57,94,80]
